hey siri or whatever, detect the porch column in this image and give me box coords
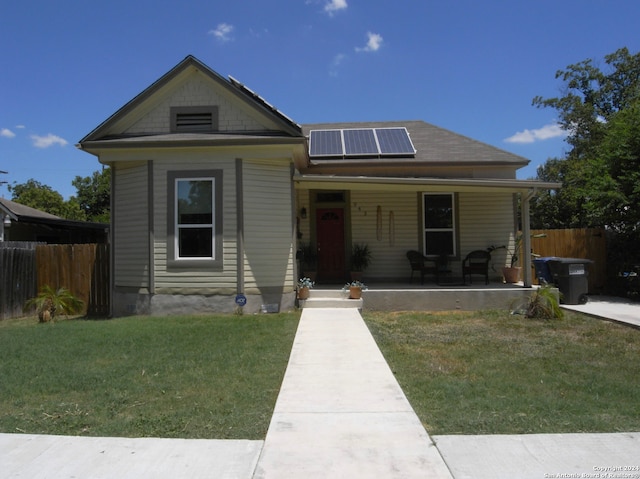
[521,189,534,288]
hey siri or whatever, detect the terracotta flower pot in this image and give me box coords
[502,266,522,283]
[298,287,310,300]
[349,286,362,299]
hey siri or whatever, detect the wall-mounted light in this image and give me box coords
[300,207,307,219]
[3,215,11,227]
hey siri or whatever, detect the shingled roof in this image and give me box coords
[302,120,529,167]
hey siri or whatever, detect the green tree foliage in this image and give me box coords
[72,167,110,223]
[531,47,640,233]
[8,179,86,221]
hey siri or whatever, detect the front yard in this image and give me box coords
[1,308,639,439]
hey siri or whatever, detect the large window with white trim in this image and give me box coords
[423,193,456,256]
[167,170,223,269]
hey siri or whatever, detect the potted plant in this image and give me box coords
[297,277,314,300]
[489,233,546,283]
[343,280,367,299]
[299,242,318,281]
[350,243,372,281]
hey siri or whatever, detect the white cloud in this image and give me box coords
[504,123,566,144]
[1,128,15,138]
[356,32,383,53]
[209,23,234,42]
[30,133,68,148]
[329,53,347,77]
[324,0,347,15]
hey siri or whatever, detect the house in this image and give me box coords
[78,55,559,316]
[0,198,108,244]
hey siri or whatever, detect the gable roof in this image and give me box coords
[79,55,302,146]
[302,120,529,167]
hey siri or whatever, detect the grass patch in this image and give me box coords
[0,313,299,439]
[364,310,640,435]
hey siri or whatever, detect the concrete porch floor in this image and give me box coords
[308,281,538,312]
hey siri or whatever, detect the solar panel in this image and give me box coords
[343,129,378,155]
[309,127,416,158]
[309,130,343,157]
[375,128,416,155]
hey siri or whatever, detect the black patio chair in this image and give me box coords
[462,250,491,284]
[406,250,438,284]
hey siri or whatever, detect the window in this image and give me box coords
[167,170,223,269]
[170,106,218,133]
[423,193,456,256]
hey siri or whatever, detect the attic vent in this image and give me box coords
[170,106,218,133]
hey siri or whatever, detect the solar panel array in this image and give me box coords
[309,127,416,158]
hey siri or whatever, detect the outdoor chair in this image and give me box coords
[406,250,438,284]
[462,250,491,284]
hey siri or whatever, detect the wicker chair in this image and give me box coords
[406,250,438,284]
[462,250,491,284]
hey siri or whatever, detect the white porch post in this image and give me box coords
[521,189,535,288]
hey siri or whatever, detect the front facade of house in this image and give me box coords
[79,56,557,316]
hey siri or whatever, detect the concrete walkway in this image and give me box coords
[253,308,452,478]
[562,294,640,328]
[2,301,640,478]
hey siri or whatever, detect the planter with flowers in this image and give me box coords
[343,280,367,299]
[297,277,314,300]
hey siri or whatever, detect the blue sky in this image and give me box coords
[1,0,638,200]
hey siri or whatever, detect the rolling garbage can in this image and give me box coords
[533,257,558,285]
[547,258,593,305]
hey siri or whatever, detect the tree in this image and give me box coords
[531,47,640,233]
[8,179,85,221]
[72,167,110,223]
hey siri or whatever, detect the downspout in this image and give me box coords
[236,158,245,296]
[521,188,536,288]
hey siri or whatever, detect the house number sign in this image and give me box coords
[235,294,247,307]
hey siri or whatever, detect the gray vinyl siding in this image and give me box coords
[152,155,238,293]
[243,160,294,290]
[458,192,515,271]
[113,163,150,288]
[349,190,516,281]
[350,190,418,280]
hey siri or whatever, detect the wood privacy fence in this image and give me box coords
[529,228,607,293]
[0,242,38,320]
[35,244,110,317]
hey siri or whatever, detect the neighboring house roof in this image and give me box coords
[302,120,529,167]
[0,197,61,222]
[0,198,108,230]
[79,55,303,147]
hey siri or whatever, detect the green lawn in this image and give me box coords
[364,310,640,435]
[0,313,300,439]
[3,308,639,440]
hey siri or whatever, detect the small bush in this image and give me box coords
[24,286,84,322]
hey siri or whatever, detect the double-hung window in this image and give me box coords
[423,193,456,256]
[176,178,214,259]
[168,170,223,269]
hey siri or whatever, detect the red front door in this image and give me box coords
[316,208,345,282]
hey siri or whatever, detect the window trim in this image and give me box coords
[167,170,223,270]
[422,192,458,257]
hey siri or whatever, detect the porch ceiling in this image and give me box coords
[293,173,561,194]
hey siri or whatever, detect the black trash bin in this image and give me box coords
[547,258,593,305]
[533,257,559,285]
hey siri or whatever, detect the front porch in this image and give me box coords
[300,281,540,312]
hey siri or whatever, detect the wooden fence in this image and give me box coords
[0,242,38,320]
[35,244,110,317]
[530,228,607,293]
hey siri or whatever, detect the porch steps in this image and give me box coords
[299,288,363,309]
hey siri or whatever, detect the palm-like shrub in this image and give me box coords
[25,286,84,322]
